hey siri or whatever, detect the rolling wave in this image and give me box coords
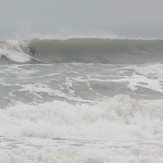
[0,38,163,64]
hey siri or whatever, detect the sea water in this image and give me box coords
[0,25,163,162]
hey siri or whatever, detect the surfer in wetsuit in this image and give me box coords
[28,47,39,57]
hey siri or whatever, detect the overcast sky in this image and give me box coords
[0,0,163,26]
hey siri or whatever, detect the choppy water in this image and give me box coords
[0,27,163,162]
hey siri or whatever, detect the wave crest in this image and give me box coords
[1,38,163,64]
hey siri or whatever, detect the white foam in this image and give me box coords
[135,63,163,78]
[108,64,163,94]
[0,146,163,163]
[0,40,30,62]
[0,95,163,143]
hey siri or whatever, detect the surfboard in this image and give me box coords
[26,54,42,62]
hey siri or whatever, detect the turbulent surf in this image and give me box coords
[0,32,163,162]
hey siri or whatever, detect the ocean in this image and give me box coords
[0,25,163,162]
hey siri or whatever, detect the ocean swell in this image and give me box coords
[0,38,163,64]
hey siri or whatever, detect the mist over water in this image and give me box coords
[1,23,163,65]
[1,23,163,41]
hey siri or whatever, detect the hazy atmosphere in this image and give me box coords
[1,1,163,162]
[0,0,163,26]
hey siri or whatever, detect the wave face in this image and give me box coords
[1,38,163,64]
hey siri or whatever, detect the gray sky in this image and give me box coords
[0,0,163,26]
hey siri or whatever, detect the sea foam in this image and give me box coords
[0,146,163,163]
[0,95,163,143]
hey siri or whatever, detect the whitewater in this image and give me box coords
[0,28,163,162]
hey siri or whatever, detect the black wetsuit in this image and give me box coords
[28,47,39,57]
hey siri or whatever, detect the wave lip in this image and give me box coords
[0,40,30,64]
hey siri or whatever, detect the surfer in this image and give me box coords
[28,47,39,57]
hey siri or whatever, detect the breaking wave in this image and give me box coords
[1,38,163,64]
[1,95,163,141]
